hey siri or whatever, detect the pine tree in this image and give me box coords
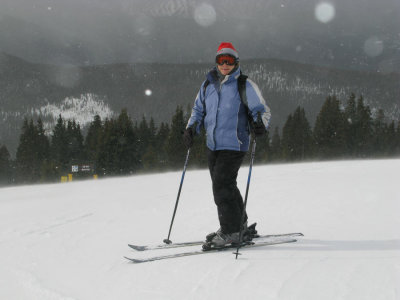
[385,121,397,156]
[294,107,313,160]
[97,110,134,175]
[136,115,150,169]
[148,118,157,148]
[156,122,170,170]
[0,145,12,185]
[51,115,69,173]
[66,120,84,164]
[36,118,50,164]
[85,115,103,171]
[354,95,373,157]
[141,117,158,171]
[16,119,35,182]
[113,109,139,174]
[97,118,117,175]
[16,118,50,182]
[189,127,207,167]
[313,95,347,159]
[344,93,357,156]
[254,129,270,164]
[371,109,387,156]
[270,127,282,161]
[281,107,313,161]
[165,106,186,168]
[36,118,52,181]
[281,114,294,160]
[142,145,158,170]
[396,121,400,155]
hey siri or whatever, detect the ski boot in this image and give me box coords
[206,222,258,243]
[202,231,240,250]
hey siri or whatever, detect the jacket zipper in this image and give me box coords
[212,75,230,150]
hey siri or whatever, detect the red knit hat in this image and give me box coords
[216,42,239,60]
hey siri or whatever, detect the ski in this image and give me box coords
[125,237,298,263]
[128,232,303,251]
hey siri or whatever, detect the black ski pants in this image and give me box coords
[208,149,247,234]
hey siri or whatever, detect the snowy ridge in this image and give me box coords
[246,64,355,100]
[0,111,22,122]
[1,94,114,133]
[385,103,400,121]
[189,62,399,120]
[191,65,351,99]
[34,93,114,132]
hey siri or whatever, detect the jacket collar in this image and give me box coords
[207,66,241,84]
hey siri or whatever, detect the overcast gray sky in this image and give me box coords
[1,0,399,70]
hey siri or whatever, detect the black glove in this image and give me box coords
[253,112,266,137]
[183,127,194,149]
[253,121,266,137]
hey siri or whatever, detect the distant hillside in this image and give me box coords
[1,52,399,155]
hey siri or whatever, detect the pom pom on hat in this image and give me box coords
[216,42,239,60]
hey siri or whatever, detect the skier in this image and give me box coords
[183,42,271,247]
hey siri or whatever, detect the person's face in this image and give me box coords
[216,55,236,75]
[217,63,235,75]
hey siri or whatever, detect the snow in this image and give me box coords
[35,93,114,133]
[0,159,399,299]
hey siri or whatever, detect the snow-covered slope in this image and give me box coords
[0,159,399,299]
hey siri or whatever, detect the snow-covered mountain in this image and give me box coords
[191,59,400,124]
[1,52,399,155]
[0,159,399,299]
[33,93,114,134]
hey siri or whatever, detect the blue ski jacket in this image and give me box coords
[187,67,271,152]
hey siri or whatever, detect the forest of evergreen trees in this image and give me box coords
[1,93,400,186]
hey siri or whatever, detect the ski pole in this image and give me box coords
[163,148,191,244]
[234,137,257,259]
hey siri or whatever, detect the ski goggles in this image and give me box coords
[216,55,237,66]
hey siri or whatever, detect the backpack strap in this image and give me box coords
[203,79,210,98]
[237,73,248,107]
[237,73,253,124]
[201,79,209,115]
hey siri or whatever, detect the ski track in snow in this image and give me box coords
[0,159,400,299]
